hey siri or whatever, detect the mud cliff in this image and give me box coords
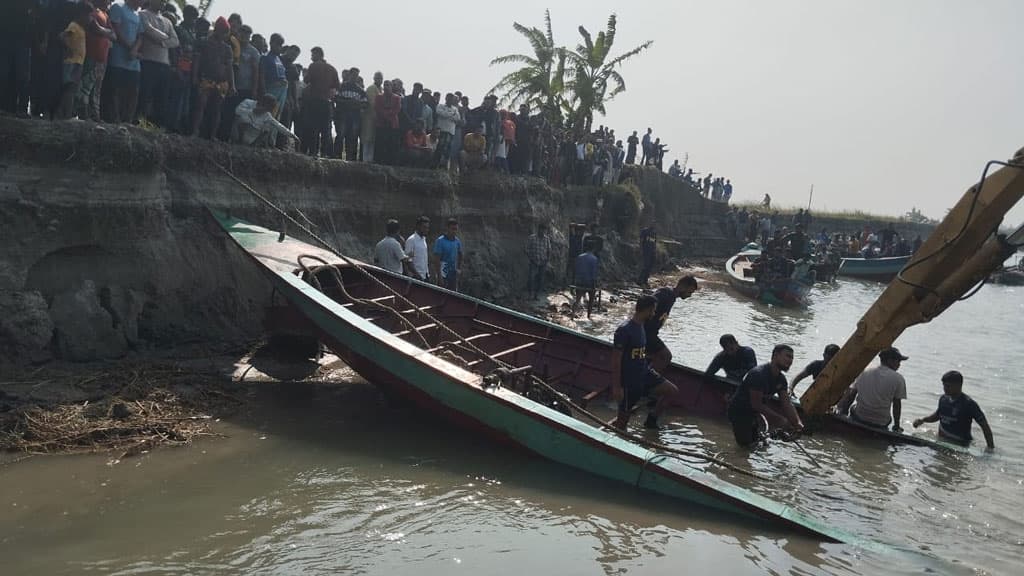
[0,117,734,364]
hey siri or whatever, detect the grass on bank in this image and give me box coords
[731,202,935,225]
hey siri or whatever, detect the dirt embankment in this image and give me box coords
[0,115,734,367]
[0,115,738,456]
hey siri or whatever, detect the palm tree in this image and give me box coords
[170,0,215,17]
[489,10,567,117]
[564,14,652,135]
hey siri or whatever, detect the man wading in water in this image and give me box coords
[913,370,995,450]
[728,344,804,446]
[611,295,679,431]
[644,275,699,374]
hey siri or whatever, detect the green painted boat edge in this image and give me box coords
[837,256,911,277]
[208,210,886,549]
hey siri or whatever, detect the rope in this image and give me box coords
[211,159,765,481]
[296,255,430,349]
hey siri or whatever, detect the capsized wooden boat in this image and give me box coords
[837,255,911,282]
[212,212,856,543]
[725,245,811,308]
[820,414,970,454]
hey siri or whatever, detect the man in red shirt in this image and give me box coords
[374,80,401,165]
[403,119,432,168]
[303,46,339,157]
[77,0,116,121]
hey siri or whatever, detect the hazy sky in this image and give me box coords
[211,0,1023,226]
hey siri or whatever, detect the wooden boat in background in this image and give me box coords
[212,212,856,543]
[725,245,812,308]
[990,265,1024,286]
[837,255,911,282]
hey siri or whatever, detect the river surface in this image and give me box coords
[2,272,1022,575]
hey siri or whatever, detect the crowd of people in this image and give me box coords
[717,206,923,284]
[665,162,735,204]
[1,1,707,189]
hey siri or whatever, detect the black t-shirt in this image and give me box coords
[787,232,808,256]
[938,393,987,443]
[729,363,788,418]
[640,229,656,256]
[706,346,758,380]
[643,287,676,336]
[613,319,649,385]
[627,135,639,151]
[805,359,826,379]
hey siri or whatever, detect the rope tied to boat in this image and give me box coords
[211,159,766,483]
[296,254,431,350]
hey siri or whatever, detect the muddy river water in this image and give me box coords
[1,273,1021,575]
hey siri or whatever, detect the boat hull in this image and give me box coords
[821,414,969,454]
[212,212,854,543]
[837,256,911,281]
[725,249,811,308]
[991,269,1024,286]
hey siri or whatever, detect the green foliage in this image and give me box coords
[489,10,567,118]
[603,182,643,235]
[170,0,214,17]
[490,12,652,134]
[903,206,937,224]
[564,14,653,136]
[732,201,922,224]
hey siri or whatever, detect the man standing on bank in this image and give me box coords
[525,222,552,300]
[374,219,411,276]
[404,216,431,282]
[728,344,803,446]
[432,218,463,292]
[645,275,699,374]
[913,370,995,450]
[837,347,909,432]
[705,334,757,382]
[611,295,680,431]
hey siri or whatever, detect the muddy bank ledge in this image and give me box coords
[0,115,737,366]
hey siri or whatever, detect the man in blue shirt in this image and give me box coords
[913,370,995,450]
[106,0,143,123]
[432,218,462,291]
[611,295,679,430]
[705,334,757,382]
[727,344,803,446]
[573,247,599,318]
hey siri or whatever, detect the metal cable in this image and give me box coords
[896,159,1024,308]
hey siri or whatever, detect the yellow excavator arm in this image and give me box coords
[800,147,1024,415]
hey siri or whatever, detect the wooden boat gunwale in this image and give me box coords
[837,255,912,281]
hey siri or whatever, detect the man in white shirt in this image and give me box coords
[404,216,431,281]
[138,0,179,124]
[837,347,909,432]
[374,219,411,275]
[433,94,461,169]
[232,94,297,148]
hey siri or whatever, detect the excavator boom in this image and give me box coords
[800,148,1024,415]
